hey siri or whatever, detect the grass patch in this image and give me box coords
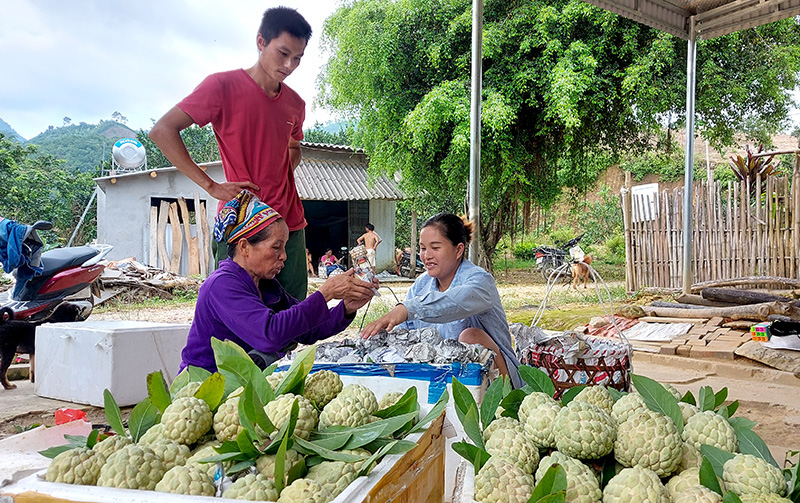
[492,256,536,272]
[95,288,198,313]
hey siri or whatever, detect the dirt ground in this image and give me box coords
[3,278,800,466]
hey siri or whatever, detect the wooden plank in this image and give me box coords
[794,150,800,278]
[149,205,158,268]
[157,201,170,270]
[178,197,200,276]
[199,200,211,275]
[168,202,182,274]
[623,172,635,292]
[673,188,682,288]
[194,193,207,277]
[726,181,732,280]
[755,174,762,275]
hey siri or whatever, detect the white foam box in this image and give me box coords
[34,320,190,407]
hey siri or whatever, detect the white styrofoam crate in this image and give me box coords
[35,320,189,407]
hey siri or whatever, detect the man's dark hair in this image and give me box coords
[365,223,375,231]
[259,7,312,45]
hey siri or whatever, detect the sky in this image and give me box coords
[0,1,339,140]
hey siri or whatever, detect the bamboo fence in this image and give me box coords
[622,161,800,292]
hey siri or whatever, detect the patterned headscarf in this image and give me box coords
[214,190,282,243]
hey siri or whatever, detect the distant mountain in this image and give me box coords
[0,117,25,142]
[27,120,138,172]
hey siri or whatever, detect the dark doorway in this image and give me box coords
[303,201,348,270]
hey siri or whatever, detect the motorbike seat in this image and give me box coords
[39,246,99,277]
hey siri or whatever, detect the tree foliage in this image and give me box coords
[136,124,219,169]
[0,134,98,246]
[317,0,800,266]
[303,121,355,145]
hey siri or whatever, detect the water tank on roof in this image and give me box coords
[112,138,147,171]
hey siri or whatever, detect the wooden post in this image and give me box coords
[622,172,634,292]
[194,193,207,277]
[199,201,211,275]
[178,197,200,276]
[149,206,158,267]
[157,201,170,270]
[755,173,762,275]
[794,139,800,278]
[410,208,418,279]
[168,202,182,274]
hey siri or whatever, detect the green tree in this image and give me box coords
[136,124,218,169]
[318,0,800,268]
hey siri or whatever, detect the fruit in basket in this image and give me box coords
[256,449,306,483]
[722,453,787,496]
[482,416,523,443]
[306,460,357,499]
[681,411,738,453]
[573,385,615,414]
[97,444,167,490]
[213,386,244,442]
[611,392,647,424]
[154,464,215,496]
[614,409,682,477]
[172,381,202,399]
[276,478,332,503]
[679,402,700,423]
[222,473,280,501]
[160,397,213,445]
[523,402,560,449]
[602,465,670,503]
[338,383,379,414]
[484,426,540,473]
[92,434,132,457]
[677,442,703,472]
[535,451,602,503]
[303,370,343,409]
[738,494,793,503]
[474,455,535,503]
[665,467,702,497]
[672,486,723,503]
[137,424,165,446]
[518,391,558,424]
[338,448,372,471]
[319,395,371,429]
[148,439,191,471]
[662,382,683,401]
[265,393,319,440]
[45,447,106,485]
[553,401,616,459]
[378,390,405,410]
[186,441,233,479]
[266,370,288,390]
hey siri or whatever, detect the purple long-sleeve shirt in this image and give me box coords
[180,259,354,372]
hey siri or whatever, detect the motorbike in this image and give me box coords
[0,220,112,322]
[534,234,585,283]
[396,249,425,278]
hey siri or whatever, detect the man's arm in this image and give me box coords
[357,232,366,245]
[289,138,302,171]
[149,107,258,201]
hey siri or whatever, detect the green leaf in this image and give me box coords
[529,463,568,501]
[195,372,226,411]
[228,459,256,476]
[38,444,79,459]
[127,397,160,443]
[724,400,739,417]
[699,457,723,495]
[713,388,728,410]
[374,387,418,419]
[452,378,479,430]
[722,492,743,503]
[293,436,372,462]
[305,431,352,451]
[480,377,505,431]
[700,445,736,478]
[607,387,624,402]
[498,389,527,420]
[274,428,290,494]
[451,441,490,472]
[103,389,127,437]
[245,383,275,437]
[463,404,484,449]
[263,399,299,455]
[287,457,306,486]
[630,374,683,433]
[734,426,778,468]
[599,455,617,488]
[727,416,757,431]
[146,371,171,413]
[341,422,388,450]
[363,438,418,455]
[235,429,261,459]
[169,369,191,397]
[519,366,556,397]
[408,389,448,435]
[559,385,585,405]
[86,429,100,449]
[532,495,566,503]
[211,338,262,397]
[357,439,399,478]
[681,390,696,405]
[275,345,316,396]
[698,386,716,411]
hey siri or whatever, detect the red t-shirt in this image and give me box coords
[177,69,307,231]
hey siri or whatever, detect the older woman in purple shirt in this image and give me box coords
[180,191,376,372]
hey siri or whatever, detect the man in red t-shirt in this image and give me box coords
[149,7,311,300]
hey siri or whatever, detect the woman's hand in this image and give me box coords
[317,269,376,303]
[360,304,408,339]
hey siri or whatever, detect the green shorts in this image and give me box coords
[213,229,308,300]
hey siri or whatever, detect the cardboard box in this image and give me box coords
[751,321,771,342]
[0,411,445,503]
[35,321,190,407]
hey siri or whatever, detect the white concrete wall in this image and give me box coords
[369,199,396,272]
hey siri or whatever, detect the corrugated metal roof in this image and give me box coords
[295,157,403,201]
[583,0,800,39]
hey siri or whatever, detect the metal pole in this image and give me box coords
[67,187,98,247]
[682,16,697,294]
[468,0,483,262]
